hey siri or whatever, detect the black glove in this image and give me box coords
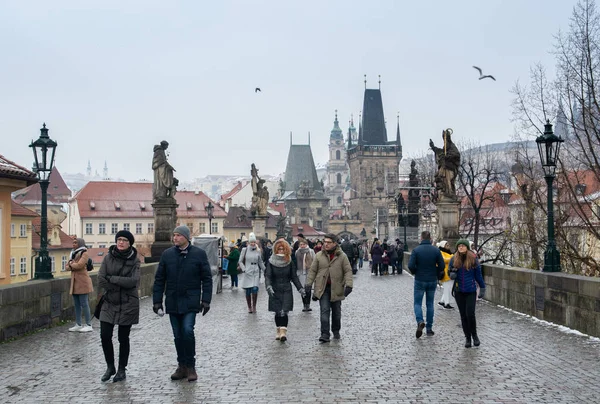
[153,303,163,314]
[344,286,353,297]
[266,286,275,297]
[449,272,457,280]
[478,288,486,299]
[201,302,210,316]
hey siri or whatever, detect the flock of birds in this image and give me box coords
[254,66,495,93]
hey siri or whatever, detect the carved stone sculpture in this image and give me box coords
[152,140,178,201]
[429,129,460,200]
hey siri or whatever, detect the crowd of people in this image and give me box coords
[64,226,485,384]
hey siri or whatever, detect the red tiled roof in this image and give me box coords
[0,154,38,184]
[269,202,286,216]
[73,181,226,219]
[291,224,325,237]
[220,181,244,201]
[10,200,37,217]
[87,248,110,265]
[12,167,70,204]
[31,216,74,250]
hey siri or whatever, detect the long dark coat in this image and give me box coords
[265,257,303,313]
[98,246,141,325]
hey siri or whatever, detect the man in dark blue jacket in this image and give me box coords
[153,225,212,382]
[408,231,445,338]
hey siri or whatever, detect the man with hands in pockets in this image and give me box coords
[153,225,212,382]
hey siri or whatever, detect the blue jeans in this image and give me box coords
[169,312,197,367]
[319,285,341,338]
[413,280,437,330]
[72,294,91,326]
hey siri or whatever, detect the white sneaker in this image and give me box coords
[69,325,83,332]
[79,325,93,332]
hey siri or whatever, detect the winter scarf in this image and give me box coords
[70,246,87,260]
[109,244,137,261]
[269,253,291,268]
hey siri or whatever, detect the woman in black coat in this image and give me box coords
[98,230,140,383]
[265,239,305,342]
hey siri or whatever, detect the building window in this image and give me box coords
[300,208,307,216]
[337,196,342,204]
[317,208,322,216]
[336,150,341,160]
[11,223,15,237]
[51,256,56,273]
[85,223,93,235]
[10,258,15,275]
[98,244,106,248]
[337,173,342,184]
[187,223,194,234]
[316,220,323,229]
[123,223,130,232]
[111,223,118,234]
[211,222,218,234]
[20,224,27,237]
[136,223,143,234]
[20,257,27,274]
[61,256,67,271]
[199,223,206,234]
[99,223,106,234]
[147,223,154,234]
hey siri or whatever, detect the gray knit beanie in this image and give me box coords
[173,225,191,241]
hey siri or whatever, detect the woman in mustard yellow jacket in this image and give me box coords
[436,240,454,309]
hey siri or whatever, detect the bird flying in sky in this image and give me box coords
[472,66,496,81]
[255,87,261,93]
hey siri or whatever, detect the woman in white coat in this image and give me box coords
[238,233,265,313]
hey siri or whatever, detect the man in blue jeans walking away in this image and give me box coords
[408,231,445,338]
[153,225,212,382]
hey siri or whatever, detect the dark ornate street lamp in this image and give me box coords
[30,123,57,280]
[402,206,408,252]
[206,201,214,235]
[536,120,564,272]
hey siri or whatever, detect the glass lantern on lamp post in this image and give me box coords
[536,120,564,272]
[30,123,57,280]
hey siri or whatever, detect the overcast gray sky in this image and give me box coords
[1,0,576,182]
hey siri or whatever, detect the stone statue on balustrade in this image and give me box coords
[152,140,178,201]
[250,163,269,216]
[429,128,460,200]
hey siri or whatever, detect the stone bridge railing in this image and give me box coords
[0,263,158,342]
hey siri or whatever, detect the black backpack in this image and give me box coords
[86,258,94,271]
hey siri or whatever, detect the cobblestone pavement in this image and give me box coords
[1,267,600,403]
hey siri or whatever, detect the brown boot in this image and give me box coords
[171,363,188,380]
[279,327,287,342]
[187,366,198,382]
[275,327,281,340]
[246,295,253,313]
[251,293,258,313]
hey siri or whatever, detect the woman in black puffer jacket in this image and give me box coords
[98,230,140,383]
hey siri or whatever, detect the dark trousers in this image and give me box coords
[454,291,478,339]
[372,262,380,275]
[100,321,132,369]
[319,285,342,337]
[274,313,289,327]
[169,312,197,367]
[230,272,238,287]
[396,256,403,273]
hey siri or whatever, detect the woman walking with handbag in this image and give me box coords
[265,239,305,341]
[66,238,94,332]
[98,230,140,382]
[294,238,315,311]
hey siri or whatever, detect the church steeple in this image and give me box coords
[330,109,343,140]
[103,160,108,179]
[86,160,91,177]
[396,113,403,158]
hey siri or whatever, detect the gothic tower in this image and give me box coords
[347,85,402,238]
[325,110,349,211]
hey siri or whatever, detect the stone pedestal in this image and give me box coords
[436,199,460,246]
[146,198,178,263]
[252,215,268,239]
